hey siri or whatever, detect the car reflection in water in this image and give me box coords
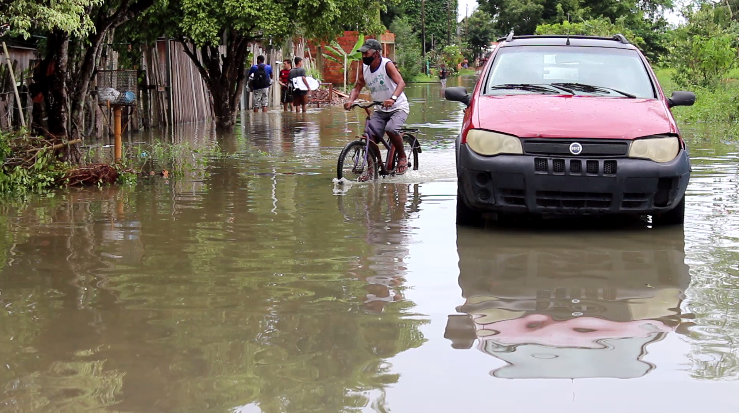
[445,226,690,379]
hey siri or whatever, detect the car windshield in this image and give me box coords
[485,45,656,99]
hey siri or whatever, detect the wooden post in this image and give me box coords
[113,105,122,162]
[2,42,25,128]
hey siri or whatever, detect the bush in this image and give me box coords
[666,7,738,89]
[390,16,423,80]
[535,17,646,50]
[0,130,70,194]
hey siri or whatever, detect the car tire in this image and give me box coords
[652,194,685,226]
[457,186,484,226]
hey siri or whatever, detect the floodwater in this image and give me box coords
[2,77,739,413]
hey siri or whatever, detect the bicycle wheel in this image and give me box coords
[337,140,378,181]
[394,134,420,171]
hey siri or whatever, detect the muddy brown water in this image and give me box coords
[2,78,739,412]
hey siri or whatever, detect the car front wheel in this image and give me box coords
[652,194,685,226]
[457,185,484,226]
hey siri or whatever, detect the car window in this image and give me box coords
[485,46,656,98]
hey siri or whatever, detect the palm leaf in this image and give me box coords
[330,40,347,56]
[322,53,343,64]
[324,45,346,59]
[349,34,365,55]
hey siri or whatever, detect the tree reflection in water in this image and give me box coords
[0,176,426,412]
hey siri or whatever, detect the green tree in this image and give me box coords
[1,1,155,144]
[536,16,646,49]
[667,5,738,88]
[382,0,459,52]
[461,9,496,58]
[389,16,423,79]
[138,0,385,131]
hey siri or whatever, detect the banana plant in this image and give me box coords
[323,34,364,92]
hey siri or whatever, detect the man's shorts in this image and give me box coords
[281,86,293,103]
[367,110,409,139]
[253,88,269,108]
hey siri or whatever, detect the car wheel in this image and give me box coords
[457,186,484,226]
[652,194,685,226]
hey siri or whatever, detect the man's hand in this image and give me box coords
[344,101,354,110]
[383,99,394,108]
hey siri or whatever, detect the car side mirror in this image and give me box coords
[445,86,470,106]
[668,91,696,107]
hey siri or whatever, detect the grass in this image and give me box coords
[655,67,739,125]
[409,68,477,83]
[410,73,437,83]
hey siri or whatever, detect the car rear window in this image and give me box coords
[484,45,656,99]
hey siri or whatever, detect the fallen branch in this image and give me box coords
[25,139,82,153]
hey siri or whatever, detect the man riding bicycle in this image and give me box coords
[344,39,411,175]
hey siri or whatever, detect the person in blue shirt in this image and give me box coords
[248,55,273,112]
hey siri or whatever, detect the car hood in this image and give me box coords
[474,95,676,139]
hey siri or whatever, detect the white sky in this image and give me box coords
[457,0,477,21]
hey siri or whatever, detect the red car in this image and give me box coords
[446,34,695,226]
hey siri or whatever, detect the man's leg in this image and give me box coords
[385,110,409,172]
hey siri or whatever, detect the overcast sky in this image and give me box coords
[457,0,477,21]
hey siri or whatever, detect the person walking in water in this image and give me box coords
[289,56,309,113]
[344,39,410,175]
[248,55,273,112]
[439,64,449,89]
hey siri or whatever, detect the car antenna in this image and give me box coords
[506,30,514,42]
[566,13,571,45]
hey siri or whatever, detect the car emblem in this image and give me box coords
[569,142,583,155]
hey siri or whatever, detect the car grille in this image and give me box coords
[536,191,612,209]
[535,158,617,175]
[523,140,629,157]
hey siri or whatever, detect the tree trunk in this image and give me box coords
[44,31,70,140]
[180,32,251,132]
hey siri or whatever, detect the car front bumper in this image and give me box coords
[458,145,690,215]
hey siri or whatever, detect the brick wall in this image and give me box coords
[306,31,395,85]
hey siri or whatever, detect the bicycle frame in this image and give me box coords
[354,102,419,176]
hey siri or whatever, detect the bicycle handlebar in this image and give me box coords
[349,101,384,110]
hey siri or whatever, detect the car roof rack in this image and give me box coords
[497,33,631,45]
[612,34,629,44]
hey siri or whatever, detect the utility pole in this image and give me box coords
[421,0,426,73]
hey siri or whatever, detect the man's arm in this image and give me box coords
[386,61,405,98]
[345,68,366,109]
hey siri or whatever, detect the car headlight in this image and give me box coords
[465,129,523,156]
[628,136,680,163]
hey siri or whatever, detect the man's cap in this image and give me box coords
[358,39,382,53]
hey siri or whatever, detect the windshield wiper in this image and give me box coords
[550,82,636,98]
[489,83,573,95]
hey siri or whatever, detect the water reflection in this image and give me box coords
[338,183,422,314]
[445,227,690,379]
[0,175,427,412]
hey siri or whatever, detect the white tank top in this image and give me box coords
[363,57,410,114]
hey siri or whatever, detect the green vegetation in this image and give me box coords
[390,16,423,81]
[0,130,70,195]
[323,35,365,91]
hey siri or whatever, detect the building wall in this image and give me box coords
[305,31,396,85]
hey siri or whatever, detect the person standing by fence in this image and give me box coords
[278,59,293,112]
[249,55,273,113]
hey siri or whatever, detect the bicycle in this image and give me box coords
[337,101,422,182]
